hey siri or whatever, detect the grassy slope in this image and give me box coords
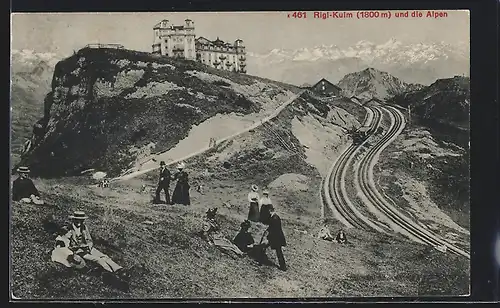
[11,175,469,298]
[21,48,300,178]
[377,124,470,230]
[11,94,469,299]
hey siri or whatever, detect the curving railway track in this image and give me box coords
[320,106,384,232]
[321,102,470,259]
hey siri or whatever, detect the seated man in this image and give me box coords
[202,208,244,258]
[318,224,334,242]
[12,166,44,205]
[54,211,128,281]
[335,229,348,244]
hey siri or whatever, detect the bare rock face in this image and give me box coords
[389,76,470,147]
[18,47,269,178]
[336,67,423,100]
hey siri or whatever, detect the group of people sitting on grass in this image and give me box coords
[201,202,288,271]
[317,224,348,244]
[202,185,287,271]
[11,166,129,290]
[12,164,346,286]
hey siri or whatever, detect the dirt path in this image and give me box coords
[112,90,306,182]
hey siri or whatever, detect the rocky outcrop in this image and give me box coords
[19,47,295,177]
[389,76,470,146]
[336,68,423,101]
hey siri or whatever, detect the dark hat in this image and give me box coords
[160,161,166,166]
[69,211,88,220]
[206,208,218,216]
[240,220,251,229]
[17,166,30,173]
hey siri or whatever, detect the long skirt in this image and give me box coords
[248,201,260,222]
[172,182,190,205]
[259,204,273,224]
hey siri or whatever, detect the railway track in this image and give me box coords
[320,106,383,231]
[356,105,470,259]
[321,102,470,259]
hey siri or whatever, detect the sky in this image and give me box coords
[11,11,470,57]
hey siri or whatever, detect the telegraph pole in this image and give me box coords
[408,105,412,125]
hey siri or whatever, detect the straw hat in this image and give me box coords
[262,189,270,195]
[177,162,186,169]
[17,166,30,173]
[68,254,86,269]
[69,211,88,220]
[251,185,259,192]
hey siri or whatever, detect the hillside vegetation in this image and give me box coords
[389,76,470,147]
[11,91,469,298]
[18,47,300,178]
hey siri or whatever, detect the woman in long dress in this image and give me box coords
[247,185,260,222]
[171,162,190,205]
[259,189,273,225]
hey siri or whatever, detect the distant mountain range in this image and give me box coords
[247,39,469,86]
[11,49,62,162]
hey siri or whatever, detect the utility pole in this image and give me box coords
[408,105,412,125]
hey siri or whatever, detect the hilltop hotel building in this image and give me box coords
[152,19,247,73]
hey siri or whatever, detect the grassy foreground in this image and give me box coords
[10,171,469,299]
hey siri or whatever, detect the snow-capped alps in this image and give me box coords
[246,39,469,86]
[11,49,62,73]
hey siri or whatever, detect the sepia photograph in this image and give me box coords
[10,10,470,299]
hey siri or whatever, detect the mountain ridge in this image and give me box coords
[247,39,469,86]
[336,67,424,100]
[17,47,302,178]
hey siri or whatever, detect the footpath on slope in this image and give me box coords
[111,90,306,182]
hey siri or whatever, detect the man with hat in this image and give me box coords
[154,161,171,204]
[59,210,124,275]
[261,205,287,271]
[12,166,44,205]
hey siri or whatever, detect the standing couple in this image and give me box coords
[246,185,287,271]
[154,161,190,205]
[247,185,273,225]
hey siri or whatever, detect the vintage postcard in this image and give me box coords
[10,10,470,300]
